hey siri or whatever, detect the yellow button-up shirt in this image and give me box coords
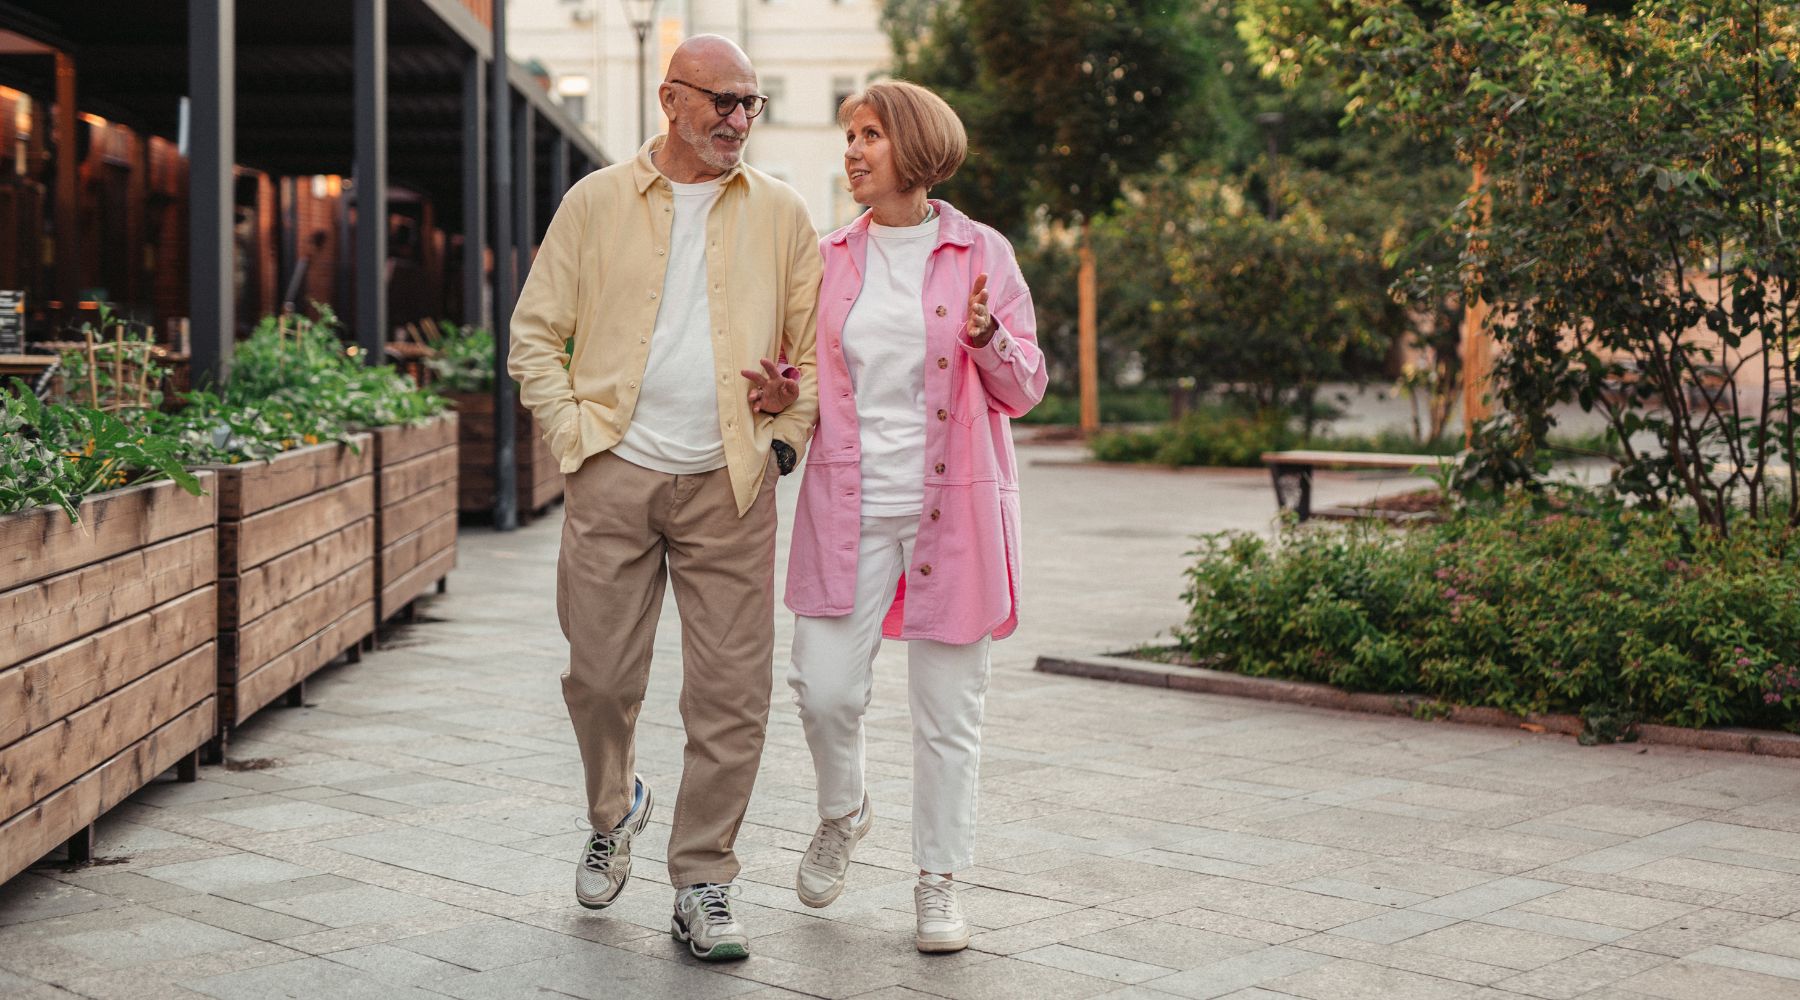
[507,136,821,515]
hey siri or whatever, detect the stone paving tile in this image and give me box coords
[9,450,1800,999]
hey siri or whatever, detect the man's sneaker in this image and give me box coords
[575,775,653,909]
[796,796,873,908]
[671,883,750,961]
[914,874,970,953]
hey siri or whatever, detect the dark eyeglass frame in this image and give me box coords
[668,79,768,119]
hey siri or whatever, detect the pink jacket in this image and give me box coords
[784,200,1047,644]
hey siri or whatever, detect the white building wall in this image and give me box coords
[507,0,889,232]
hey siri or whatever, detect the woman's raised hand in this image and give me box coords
[965,272,995,347]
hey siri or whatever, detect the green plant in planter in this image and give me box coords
[1,380,200,521]
[223,307,447,432]
[424,322,496,393]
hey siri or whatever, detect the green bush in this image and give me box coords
[0,381,201,520]
[1178,496,1800,731]
[424,321,495,394]
[1016,388,1172,426]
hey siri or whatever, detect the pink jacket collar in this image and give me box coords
[826,199,976,252]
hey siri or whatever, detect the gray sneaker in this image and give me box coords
[796,796,873,908]
[671,883,749,961]
[575,776,653,909]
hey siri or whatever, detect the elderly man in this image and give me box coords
[507,34,818,961]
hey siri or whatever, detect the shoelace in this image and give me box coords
[805,817,854,870]
[679,883,741,927]
[917,878,958,921]
[581,827,624,870]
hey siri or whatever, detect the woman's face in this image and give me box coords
[844,105,901,207]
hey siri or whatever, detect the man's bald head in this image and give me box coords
[664,35,753,86]
[656,34,760,181]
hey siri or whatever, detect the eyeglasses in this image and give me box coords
[668,79,768,119]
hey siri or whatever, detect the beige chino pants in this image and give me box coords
[557,449,777,888]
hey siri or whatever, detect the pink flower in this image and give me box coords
[1765,692,1782,705]
[1738,658,1753,669]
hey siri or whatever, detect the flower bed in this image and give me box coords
[0,474,217,882]
[372,411,458,622]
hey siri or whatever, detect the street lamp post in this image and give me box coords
[622,0,659,146]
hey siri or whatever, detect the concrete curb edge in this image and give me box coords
[1034,653,1800,759]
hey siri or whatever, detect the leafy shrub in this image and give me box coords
[1,381,200,520]
[229,309,447,429]
[1178,496,1800,731]
[1016,388,1173,426]
[423,322,495,394]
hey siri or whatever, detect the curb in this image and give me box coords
[1034,653,1800,759]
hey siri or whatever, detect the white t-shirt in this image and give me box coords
[842,214,939,516]
[612,177,728,475]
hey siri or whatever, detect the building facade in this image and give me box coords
[508,0,889,231]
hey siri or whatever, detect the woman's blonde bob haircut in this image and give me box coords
[838,80,967,194]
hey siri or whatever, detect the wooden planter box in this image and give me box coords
[0,475,218,883]
[373,412,458,622]
[210,437,376,750]
[446,391,563,518]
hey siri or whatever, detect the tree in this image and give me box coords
[1260,0,1800,532]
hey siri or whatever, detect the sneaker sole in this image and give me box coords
[671,918,750,962]
[915,934,971,954]
[575,782,656,910]
[795,811,874,909]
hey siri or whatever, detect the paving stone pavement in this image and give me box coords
[5,442,1800,999]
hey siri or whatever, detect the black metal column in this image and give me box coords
[188,0,234,384]
[490,11,517,531]
[551,132,569,203]
[513,98,534,285]
[354,0,388,363]
[461,51,486,329]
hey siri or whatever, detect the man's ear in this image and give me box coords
[657,85,677,116]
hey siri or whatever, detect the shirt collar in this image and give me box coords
[632,134,748,194]
[829,199,975,250]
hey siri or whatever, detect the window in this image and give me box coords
[558,76,591,126]
[761,77,785,125]
[831,76,856,123]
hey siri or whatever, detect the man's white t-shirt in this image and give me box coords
[611,177,728,475]
[842,214,940,516]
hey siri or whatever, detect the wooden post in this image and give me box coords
[53,52,78,314]
[1461,160,1492,446]
[1077,220,1098,435]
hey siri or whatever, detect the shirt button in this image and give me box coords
[934,462,945,475]
[649,292,657,299]
[656,248,664,255]
[937,357,948,369]
[929,509,940,521]
[628,381,637,388]
[935,305,947,317]
[936,409,947,421]
[640,337,647,344]
[919,564,932,576]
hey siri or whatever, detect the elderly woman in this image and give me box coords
[782,79,1046,953]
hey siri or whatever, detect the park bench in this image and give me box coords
[1261,449,1456,522]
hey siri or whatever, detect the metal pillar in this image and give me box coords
[513,98,533,284]
[52,53,78,314]
[189,0,235,385]
[354,0,388,363]
[551,132,569,203]
[491,6,517,531]
[461,51,486,329]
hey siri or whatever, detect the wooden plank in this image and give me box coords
[3,528,214,667]
[208,434,374,519]
[0,474,215,592]
[378,446,456,515]
[0,587,215,746]
[380,545,456,620]
[217,518,373,628]
[1260,450,1455,470]
[374,411,458,468]
[225,562,373,678]
[0,644,213,822]
[218,481,374,574]
[379,513,456,584]
[0,696,213,884]
[230,602,374,727]
[380,479,457,544]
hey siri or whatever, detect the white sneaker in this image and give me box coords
[672,883,750,961]
[796,796,873,908]
[574,775,653,909]
[914,874,970,953]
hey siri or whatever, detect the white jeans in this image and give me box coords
[788,514,992,873]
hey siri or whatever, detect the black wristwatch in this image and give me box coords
[772,440,797,476]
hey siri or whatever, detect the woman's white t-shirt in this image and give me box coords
[842,214,940,516]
